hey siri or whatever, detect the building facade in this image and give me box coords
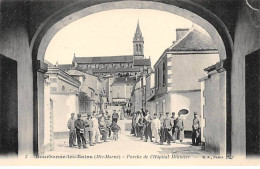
[60,22,152,78]
[45,66,81,138]
[153,26,220,134]
[111,77,135,105]
[67,69,108,115]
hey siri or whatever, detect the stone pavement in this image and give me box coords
[44,119,211,159]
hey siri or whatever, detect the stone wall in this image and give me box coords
[201,71,226,156]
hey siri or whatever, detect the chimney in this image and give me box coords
[176,28,189,41]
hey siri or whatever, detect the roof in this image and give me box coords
[169,27,218,51]
[112,77,137,85]
[92,67,141,73]
[133,21,143,41]
[73,55,133,64]
[134,59,151,66]
[58,64,74,72]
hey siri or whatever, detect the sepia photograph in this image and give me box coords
[0,0,259,166]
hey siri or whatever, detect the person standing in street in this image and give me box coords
[173,112,184,143]
[104,110,109,120]
[159,112,165,144]
[107,115,112,138]
[160,112,174,145]
[192,112,201,146]
[135,111,141,137]
[84,113,94,146]
[138,112,145,140]
[171,112,176,142]
[74,114,87,149]
[67,113,77,147]
[92,113,101,144]
[99,111,109,142]
[131,112,137,136]
[112,110,119,123]
[144,110,153,142]
[151,113,161,143]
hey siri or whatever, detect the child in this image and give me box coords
[110,121,121,141]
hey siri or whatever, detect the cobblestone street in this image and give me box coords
[45,120,210,159]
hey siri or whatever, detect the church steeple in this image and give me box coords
[133,21,144,59]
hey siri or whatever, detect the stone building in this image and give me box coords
[68,22,151,78]
[45,66,81,138]
[111,77,136,105]
[153,26,219,135]
[0,0,259,159]
[67,69,108,115]
[146,72,156,116]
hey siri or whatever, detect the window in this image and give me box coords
[156,68,159,89]
[163,62,166,86]
[62,86,65,91]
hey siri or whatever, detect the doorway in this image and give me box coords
[246,49,260,156]
[0,54,18,155]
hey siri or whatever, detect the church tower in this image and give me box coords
[133,21,144,60]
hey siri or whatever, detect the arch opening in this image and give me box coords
[31,1,233,157]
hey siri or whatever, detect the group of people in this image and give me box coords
[67,110,121,149]
[131,109,201,146]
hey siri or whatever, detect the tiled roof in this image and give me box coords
[92,67,141,73]
[169,27,218,51]
[73,55,134,64]
[134,59,151,66]
[113,77,137,84]
[58,64,74,72]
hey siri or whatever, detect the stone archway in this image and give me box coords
[30,0,233,156]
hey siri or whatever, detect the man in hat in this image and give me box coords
[98,111,109,142]
[171,112,176,142]
[84,113,94,146]
[144,110,153,142]
[67,113,77,147]
[173,112,184,143]
[138,112,145,140]
[151,113,161,143]
[104,110,109,120]
[160,112,174,145]
[192,112,201,146]
[107,115,112,138]
[74,114,87,149]
[159,112,165,144]
[112,110,119,123]
[135,111,141,137]
[92,113,100,144]
[131,112,137,136]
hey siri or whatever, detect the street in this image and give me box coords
[44,119,210,159]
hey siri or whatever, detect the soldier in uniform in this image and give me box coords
[151,113,161,143]
[74,114,87,149]
[144,110,153,142]
[160,112,174,145]
[171,112,176,142]
[192,112,201,146]
[112,110,119,123]
[135,111,141,137]
[173,112,184,143]
[84,113,94,146]
[138,112,145,140]
[98,111,109,142]
[159,112,165,144]
[131,112,137,136]
[92,113,100,144]
[67,113,77,147]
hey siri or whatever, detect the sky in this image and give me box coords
[45,9,194,67]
